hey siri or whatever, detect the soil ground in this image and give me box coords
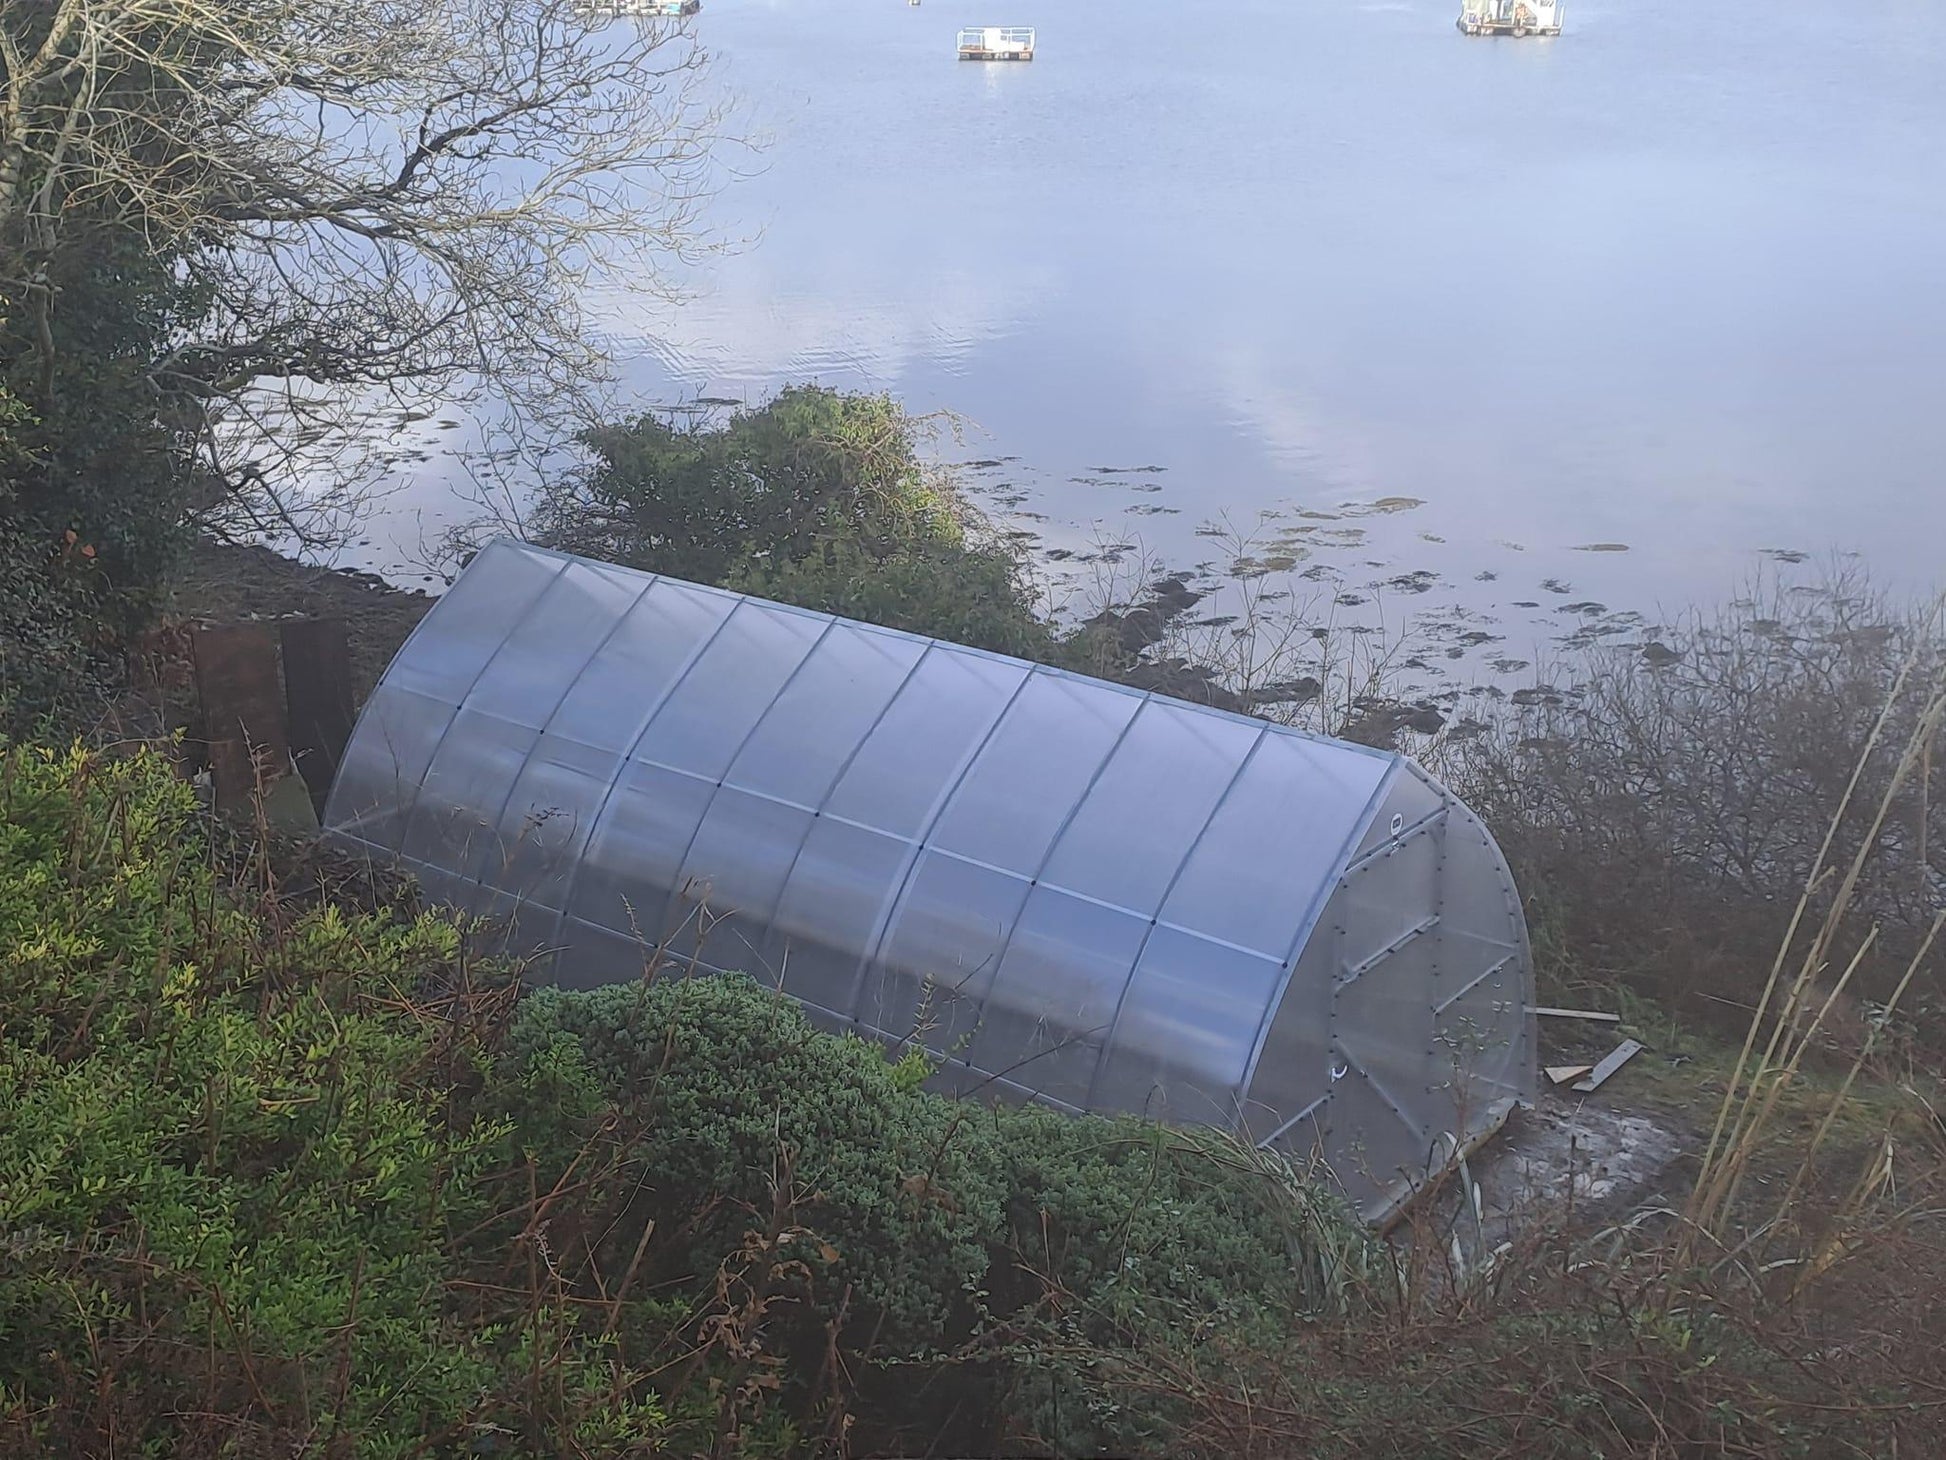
[165,539,434,703]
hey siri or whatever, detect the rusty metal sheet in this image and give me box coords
[281,617,355,814]
[190,622,287,812]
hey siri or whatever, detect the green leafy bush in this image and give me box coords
[534,386,1060,656]
[500,974,1373,1451]
[503,976,1008,1355]
[0,745,627,1457]
[1,239,208,732]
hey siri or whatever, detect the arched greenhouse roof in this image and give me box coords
[326,540,1536,1220]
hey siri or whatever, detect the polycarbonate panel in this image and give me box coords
[1240,928,1338,1144]
[1159,730,1390,957]
[930,671,1144,874]
[329,683,459,844]
[465,886,558,955]
[478,579,742,912]
[1040,702,1263,913]
[866,851,1030,1053]
[1091,929,1285,1126]
[822,647,1030,838]
[476,732,615,912]
[764,819,911,1018]
[327,540,1538,1227]
[725,623,928,808]
[397,706,538,878]
[381,541,563,704]
[546,580,738,753]
[463,559,647,726]
[1435,796,1527,955]
[964,888,1150,1110]
[1325,1069,1435,1212]
[633,603,828,779]
[1432,964,1528,1114]
[556,915,652,990]
[1335,930,1439,1104]
[563,760,717,940]
[1430,798,1533,1116]
[1330,798,1448,1219]
[1349,763,1443,862]
[1339,820,1441,972]
[1262,1100,1330,1179]
[405,857,472,913]
[665,787,815,970]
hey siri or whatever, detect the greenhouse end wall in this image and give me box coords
[325,540,1537,1221]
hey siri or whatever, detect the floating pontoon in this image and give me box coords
[1457,0,1562,35]
[958,25,1034,60]
[578,0,698,18]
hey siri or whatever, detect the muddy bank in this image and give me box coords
[1084,571,1449,745]
[166,539,434,702]
[160,542,1449,756]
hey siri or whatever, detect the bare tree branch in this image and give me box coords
[2,0,732,543]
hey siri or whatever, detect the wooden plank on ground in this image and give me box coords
[191,623,288,813]
[1570,1039,1646,1094]
[1545,1064,1595,1086]
[281,617,355,815]
[1533,1006,1622,1023]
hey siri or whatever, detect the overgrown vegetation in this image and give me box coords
[5,741,1943,1457]
[0,743,1377,1457]
[0,243,206,728]
[1459,568,1946,1050]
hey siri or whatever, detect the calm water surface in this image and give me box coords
[372,0,1946,674]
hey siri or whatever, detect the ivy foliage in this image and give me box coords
[0,239,208,731]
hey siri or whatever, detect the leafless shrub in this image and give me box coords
[1,0,733,544]
[1458,564,1946,1041]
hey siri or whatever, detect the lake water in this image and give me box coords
[365,0,1946,682]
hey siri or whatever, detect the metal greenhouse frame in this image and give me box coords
[325,540,1536,1220]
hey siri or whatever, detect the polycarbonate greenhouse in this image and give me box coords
[326,540,1536,1220]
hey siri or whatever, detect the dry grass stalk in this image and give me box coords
[1686,609,1946,1258]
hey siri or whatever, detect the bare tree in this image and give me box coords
[1,0,727,541]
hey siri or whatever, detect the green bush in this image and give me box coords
[1,239,208,732]
[503,975,1006,1356]
[0,745,638,1457]
[729,534,1059,660]
[534,385,1059,657]
[500,974,1374,1452]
